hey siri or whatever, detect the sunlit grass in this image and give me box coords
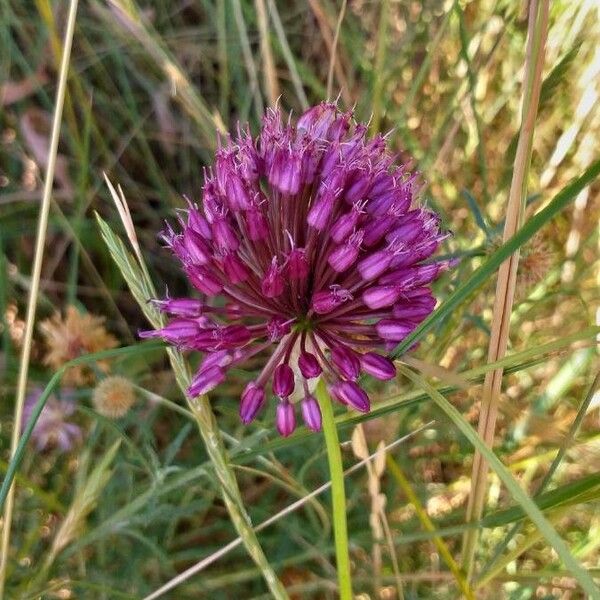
[1,0,599,598]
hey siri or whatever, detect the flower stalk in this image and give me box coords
[315,378,353,600]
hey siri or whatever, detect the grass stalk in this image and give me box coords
[326,0,348,101]
[0,1,79,595]
[370,0,389,133]
[255,0,280,106]
[386,456,475,599]
[141,424,431,599]
[232,0,264,120]
[315,379,352,600]
[461,0,550,578]
[95,199,288,598]
[397,364,600,598]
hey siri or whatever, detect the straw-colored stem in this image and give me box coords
[370,0,389,134]
[461,0,550,579]
[0,1,79,595]
[315,379,353,600]
[255,0,280,106]
[326,0,347,101]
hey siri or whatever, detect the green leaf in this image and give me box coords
[482,474,600,528]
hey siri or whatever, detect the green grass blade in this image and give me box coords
[391,159,600,359]
[396,364,600,598]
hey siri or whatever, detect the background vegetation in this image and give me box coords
[1,0,599,597]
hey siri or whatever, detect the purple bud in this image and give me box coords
[269,147,302,195]
[363,216,396,247]
[376,319,414,341]
[357,250,393,281]
[276,400,296,436]
[222,252,249,284]
[187,206,212,239]
[200,349,232,370]
[188,365,225,396]
[261,258,285,298]
[139,318,203,345]
[152,298,204,317]
[297,102,338,138]
[186,265,223,295]
[298,352,322,379]
[344,170,371,204]
[183,229,211,264]
[327,231,363,273]
[307,186,338,230]
[386,216,424,246]
[301,395,322,431]
[392,295,436,320]
[360,352,396,380]
[331,346,361,381]
[381,263,446,288]
[225,173,251,210]
[245,206,269,241]
[202,179,223,223]
[331,381,370,412]
[287,248,309,280]
[221,325,252,348]
[330,203,363,243]
[212,217,239,251]
[312,286,353,314]
[273,363,295,398]
[362,286,403,309]
[240,382,265,424]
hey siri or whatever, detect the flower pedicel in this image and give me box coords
[141,103,451,435]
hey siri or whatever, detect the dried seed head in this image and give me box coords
[39,306,118,386]
[92,376,136,419]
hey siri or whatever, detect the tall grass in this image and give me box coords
[1,1,599,598]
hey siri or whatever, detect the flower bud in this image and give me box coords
[276,400,296,437]
[301,395,322,431]
[240,382,265,424]
[273,364,295,398]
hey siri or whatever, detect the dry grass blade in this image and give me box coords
[232,0,264,120]
[104,0,224,149]
[462,0,550,578]
[255,0,280,106]
[326,0,347,101]
[307,0,351,106]
[0,1,79,595]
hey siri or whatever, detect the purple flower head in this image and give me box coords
[142,103,451,434]
[22,388,81,452]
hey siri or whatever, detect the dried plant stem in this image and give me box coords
[461,0,549,579]
[315,379,352,600]
[232,0,264,120]
[0,1,79,595]
[255,0,280,106]
[326,0,347,101]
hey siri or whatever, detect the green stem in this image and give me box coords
[315,379,352,600]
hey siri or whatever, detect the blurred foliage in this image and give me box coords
[1,0,599,598]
